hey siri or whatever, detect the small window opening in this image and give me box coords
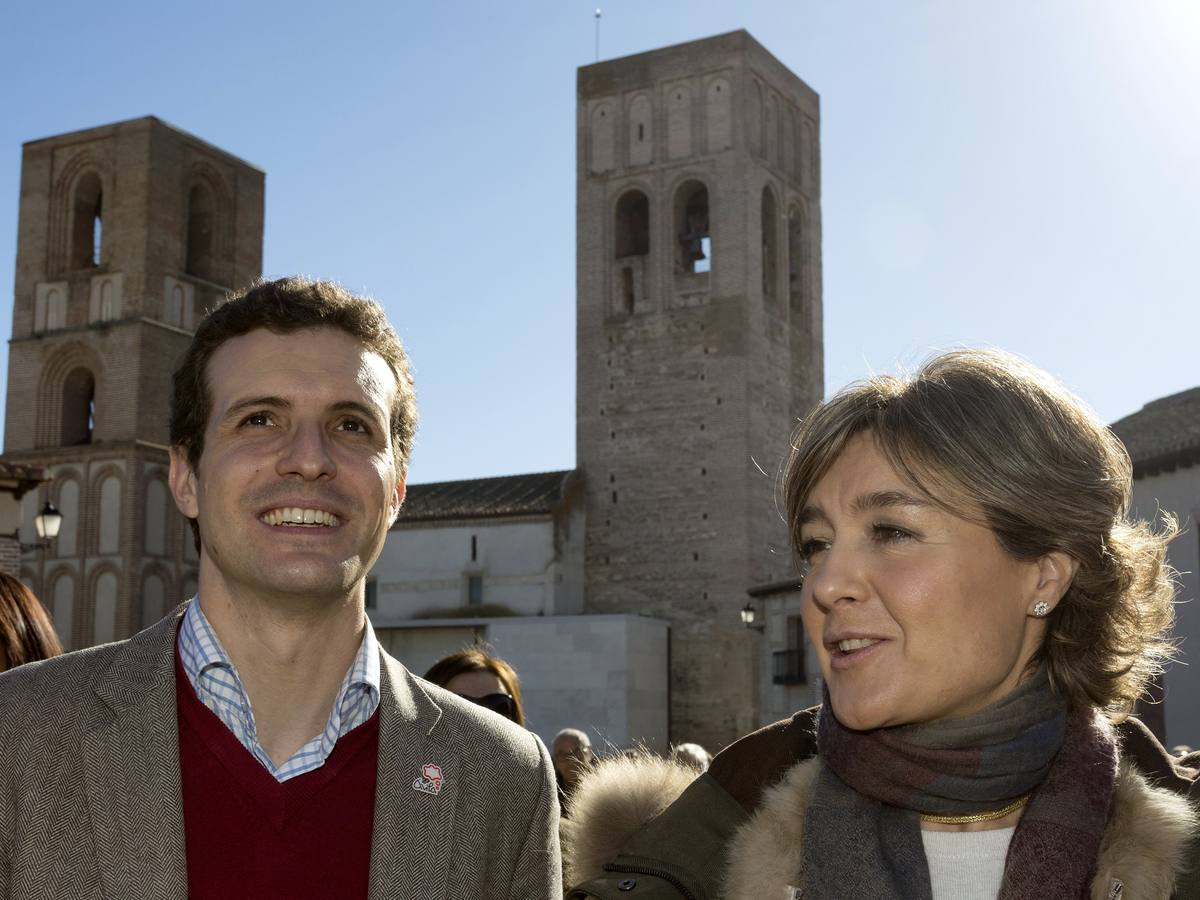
[637,123,645,141]
[70,173,103,270]
[761,187,778,299]
[676,182,710,274]
[365,578,377,610]
[612,490,618,504]
[615,190,650,259]
[621,266,635,313]
[470,535,477,561]
[467,575,483,606]
[62,367,96,446]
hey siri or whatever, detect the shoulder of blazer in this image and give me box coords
[376,648,546,771]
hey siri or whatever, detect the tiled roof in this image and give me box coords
[1111,387,1200,477]
[394,469,576,524]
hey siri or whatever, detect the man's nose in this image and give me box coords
[275,422,337,480]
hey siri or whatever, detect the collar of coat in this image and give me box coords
[564,709,1199,900]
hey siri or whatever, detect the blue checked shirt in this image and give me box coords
[178,599,381,782]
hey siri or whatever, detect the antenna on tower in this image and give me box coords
[595,8,602,62]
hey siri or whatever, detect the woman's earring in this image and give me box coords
[1032,601,1051,618]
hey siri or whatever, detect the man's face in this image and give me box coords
[169,327,405,607]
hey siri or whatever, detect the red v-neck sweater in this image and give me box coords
[175,651,380,900]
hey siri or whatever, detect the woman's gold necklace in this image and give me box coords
[919,794,1032,825]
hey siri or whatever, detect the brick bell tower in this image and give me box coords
[576,32,824,749]
[2,116,264,649]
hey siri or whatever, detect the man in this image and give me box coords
[0,278,560,899]
[551,728,595,817]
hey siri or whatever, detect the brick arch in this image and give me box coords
[86,562,122,646]
[669,174,713,276]
[45,564,79,650]
[49,467,84,557]
[184,160,234,285]
[140,468,172,557]
[48,153,109,273]
[35,342,105,448]
[138,561,174,628]
[88,464,124,557]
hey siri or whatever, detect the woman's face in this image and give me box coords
[798,432,1050,730]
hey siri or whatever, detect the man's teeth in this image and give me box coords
[837,638,881,653]
[260,508,339,527]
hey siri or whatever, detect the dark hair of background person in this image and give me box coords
[424,646,527,727]
[0,572,63,671]
[783,348,1177,717]
[169,276,418,553]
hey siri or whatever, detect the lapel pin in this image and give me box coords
[413,762,444,795]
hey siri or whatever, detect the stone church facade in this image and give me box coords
[2,117,263,649]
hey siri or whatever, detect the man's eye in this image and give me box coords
[338,418,370,434]
[241,412,273,427]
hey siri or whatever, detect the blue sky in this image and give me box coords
[2,1,1197,484]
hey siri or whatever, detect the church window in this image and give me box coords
[761,186,779,301]
[144,479,168,556]
[99,280,114,321]
[71,172,103,269]
[674,181,710,275]
[62,368,96,445]
[615,190,650,259]
[467,575,483,606]
[365,578,378,610]
[186,183,216,281]
[98,475,121,555]
[142,574,165,628]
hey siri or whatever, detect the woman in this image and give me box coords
[423,645,526,726]
[565,350,1199,899]
[0,572,63,672]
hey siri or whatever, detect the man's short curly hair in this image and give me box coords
[170,275,417,474]
[783,348,1177,718]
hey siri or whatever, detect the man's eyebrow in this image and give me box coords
[330,400,387,424]
[221,396,289,423]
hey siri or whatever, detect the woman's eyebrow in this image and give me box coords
[851,490,932,514]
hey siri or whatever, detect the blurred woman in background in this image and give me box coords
[424,645,526,727]
[0,572,62,673]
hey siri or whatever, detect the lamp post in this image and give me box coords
[741,602,764,631]
[16,501,62,551]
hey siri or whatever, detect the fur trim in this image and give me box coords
[562,754,699,888]
[721,758,820,900]
[1090,760,1198,900]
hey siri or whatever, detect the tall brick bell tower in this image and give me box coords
[576,32,824,749]
[2,117,263,650]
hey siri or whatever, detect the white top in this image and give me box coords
[921,826,1015,900]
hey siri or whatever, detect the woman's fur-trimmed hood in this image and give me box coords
[562,752,702,889]
[566,755,1197,899]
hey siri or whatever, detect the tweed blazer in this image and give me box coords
[0,605,561,900]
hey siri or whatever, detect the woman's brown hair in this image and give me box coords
[783,348,1177,718]
[0,572,63,671]
[423,646,527,727]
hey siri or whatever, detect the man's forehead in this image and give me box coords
[207,327,396,409]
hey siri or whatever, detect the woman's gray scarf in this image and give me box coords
[800,670,1118,899]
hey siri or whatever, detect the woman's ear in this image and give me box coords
[1029,551,1080,615]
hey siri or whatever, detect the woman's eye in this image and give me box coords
[798,537,829,561]
[872,524,912,543]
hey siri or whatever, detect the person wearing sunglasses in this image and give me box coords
[424,646,526,727]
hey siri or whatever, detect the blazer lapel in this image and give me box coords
[368,653,459,900]
[82,608,189,900]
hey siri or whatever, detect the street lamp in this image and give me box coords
[740,602,763,630]
[11,501,63,551]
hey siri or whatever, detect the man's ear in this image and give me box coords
[168,445,200,519]
[389,476,407,527]
[1030,550,1080,614]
